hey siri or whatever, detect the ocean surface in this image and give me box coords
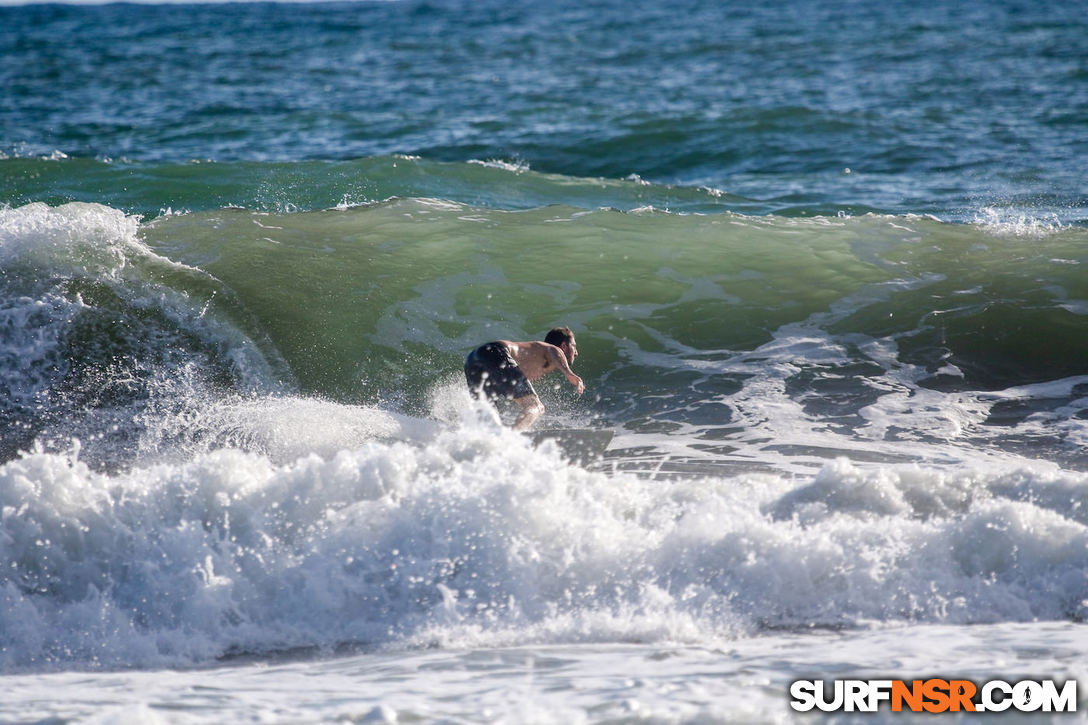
[2,0,1088,721]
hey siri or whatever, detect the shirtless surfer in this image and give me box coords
[464,327,584,430]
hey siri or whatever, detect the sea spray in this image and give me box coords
[2,415,1086,672]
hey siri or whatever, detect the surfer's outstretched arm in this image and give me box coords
[543,344,585,394]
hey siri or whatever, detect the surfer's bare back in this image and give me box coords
[464,327,585,430]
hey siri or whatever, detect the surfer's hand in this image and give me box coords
[570,375,585,394]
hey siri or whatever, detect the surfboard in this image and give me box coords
[527,427,614,463]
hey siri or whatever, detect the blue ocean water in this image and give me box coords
[2,0,1088,722]
[3,0,1086,220]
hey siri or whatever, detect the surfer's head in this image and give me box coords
[545,327,577,364]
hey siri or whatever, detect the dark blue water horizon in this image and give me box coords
[2,0,1086,220]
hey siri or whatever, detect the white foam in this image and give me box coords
[1,413,1085,672]
[468,158,530,174]
[3,624,1086,723]
[139,393,443,463]
[971,206,1066,238]
[0,202,139,276]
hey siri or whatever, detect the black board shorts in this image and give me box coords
[464,342,536,401]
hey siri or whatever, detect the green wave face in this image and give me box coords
[140,203,894,401]
[6,198,1088,470]
[141,203,1088,406]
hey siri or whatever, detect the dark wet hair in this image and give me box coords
[544,327,574,346]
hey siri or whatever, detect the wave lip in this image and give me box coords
[0,202,289,466]
[0,155,767,219]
